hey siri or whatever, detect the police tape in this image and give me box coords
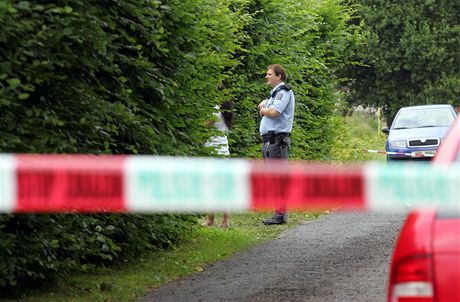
[365,149,436,157]
[0,154,458,213]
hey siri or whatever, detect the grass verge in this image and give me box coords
[327,112,387,162]
[7,211,322,302]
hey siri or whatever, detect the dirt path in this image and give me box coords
[138,212,405,302]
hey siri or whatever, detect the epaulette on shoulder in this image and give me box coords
[278,84,292,91]
[271,84,292,98]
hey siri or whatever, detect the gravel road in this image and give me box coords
[138,212,405,302]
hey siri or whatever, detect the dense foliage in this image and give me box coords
[227,0,361,159]
[343,0,460,123]
[0,0,360,294]
[0,0,244,155]
[0,213,198,296]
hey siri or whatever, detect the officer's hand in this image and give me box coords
[258,99,267,110]
[259,107,264,117]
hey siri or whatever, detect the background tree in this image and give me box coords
[343,0,460,123]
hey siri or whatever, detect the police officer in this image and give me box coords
[258,64,295,225]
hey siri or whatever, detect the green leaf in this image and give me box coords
[7,6,18,14]
[7,78,20,88]
[63,6,73,14]
[16,1,31,11]
[18,93,30,100]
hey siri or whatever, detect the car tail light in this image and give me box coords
[390,256,435,302]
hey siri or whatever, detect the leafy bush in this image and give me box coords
[0,213,198,296]
[0,0,362,294]
[0,0,240,294]
[0,0,245,155]
[227,0,362,160]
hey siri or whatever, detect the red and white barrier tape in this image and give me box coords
[0,154,458,213]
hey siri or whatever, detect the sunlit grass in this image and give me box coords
[328,112,387,163]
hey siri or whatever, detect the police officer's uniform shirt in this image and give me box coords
[259,82,295,135]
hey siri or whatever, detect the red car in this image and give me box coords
[387,116,460,302]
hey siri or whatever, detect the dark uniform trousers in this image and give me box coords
[261,132,291,215]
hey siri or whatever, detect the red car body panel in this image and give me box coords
[433,219,460,301]
[432,116,460,300]
[388,116,460,302]
[433,117,460,163]
[390,210,435,262]
[388,210,436,301]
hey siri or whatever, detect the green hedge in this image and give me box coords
[0,213,198,296]
[0,0,360,158]
[0,0,361,294]
[0,0,244,155]
[226,0,361,160]
[0,0,241,293]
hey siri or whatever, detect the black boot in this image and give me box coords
[262,213,287,225]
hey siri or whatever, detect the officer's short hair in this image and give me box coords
[268,64,287,81]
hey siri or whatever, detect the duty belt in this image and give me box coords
[262,132,290,143]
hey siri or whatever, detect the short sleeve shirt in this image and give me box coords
[205,105,230,155]
[259,82,295,135]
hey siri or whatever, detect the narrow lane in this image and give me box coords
[138,212,405,302]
